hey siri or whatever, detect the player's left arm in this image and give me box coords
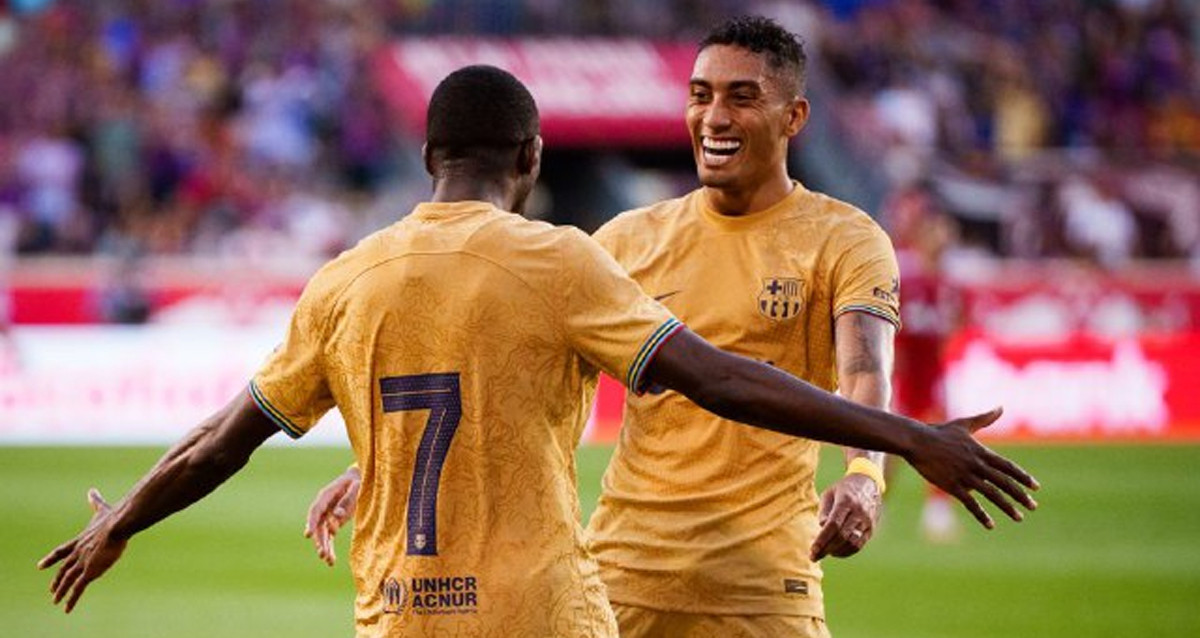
[38,390,279,612]
[810,312,897,561]
[304,464,361,566]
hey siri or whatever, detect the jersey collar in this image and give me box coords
[696,181,809,232]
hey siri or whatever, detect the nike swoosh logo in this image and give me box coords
[653,290,682,302]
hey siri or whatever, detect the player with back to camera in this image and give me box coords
[42,64,1037,638]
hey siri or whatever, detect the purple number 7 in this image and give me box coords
[380,373,462,556]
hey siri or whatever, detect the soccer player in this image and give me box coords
[586,18,899,637]
[42,65,1036,638]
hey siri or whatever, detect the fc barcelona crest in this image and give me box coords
[758,277,804,320]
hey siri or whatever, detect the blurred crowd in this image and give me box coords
[0,0,1197,265]
[0,0,405,259]
[820,0,1200,263]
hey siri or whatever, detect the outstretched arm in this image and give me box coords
[39,389,279,612]
[642,328,1038,528]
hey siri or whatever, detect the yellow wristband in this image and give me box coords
[846,457,886,495]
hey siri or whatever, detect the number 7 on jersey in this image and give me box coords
[380,372,463,556]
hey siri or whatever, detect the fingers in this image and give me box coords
[311,517,338,566]
[963,407,1003,433]
[306,478,355,540]
[983,463,1038,511]
[306,490,348,565]
[952,490,995,529]
[50,553,77,594]
[984,449,1040,492]
[323,524,338,566]
[42,490,111,570]
[323,521,339,566]
[52,557,84,606]
[38,540,75,570]
[305,491,336,539]
[836,526,870,557]
[63,568,95,613]
[809,502,851,561]
[306,476,356,566]
[335,491,356,523]
[809,519,841,561]
[87,488,111,514]
[811,518,871,560]
[974,481,1022,522]
[817,489,835,526]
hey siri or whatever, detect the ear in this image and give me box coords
[422,143,434,177]
[785,97,810,138]
[517,136,543,176]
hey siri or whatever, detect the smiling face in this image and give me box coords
[687,45,809,209]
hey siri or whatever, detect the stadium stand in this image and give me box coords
[0,0,1194,262]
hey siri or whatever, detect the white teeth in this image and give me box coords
[702,137,741,151]
[701,137,740,166]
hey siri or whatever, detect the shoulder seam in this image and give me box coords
[325,247,568,343]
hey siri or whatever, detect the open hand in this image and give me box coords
[909,408,1040,529]
[38,489,128,613]
[304,467,360,566]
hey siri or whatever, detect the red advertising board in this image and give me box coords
[373,38,696,148]
[945,331,1200,442]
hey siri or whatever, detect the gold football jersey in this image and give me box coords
[251,201,681,638]
[586,184,900,618]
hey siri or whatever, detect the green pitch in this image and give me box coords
[3,444,1198,637]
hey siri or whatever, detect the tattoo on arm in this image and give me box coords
[837,312,897,467]
[837,312,895,381]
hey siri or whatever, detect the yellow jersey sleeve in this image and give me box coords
[831,224,901,328]
[559,229,682,394]
[249,268,338,438]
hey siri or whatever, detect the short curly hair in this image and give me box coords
[426,65,540,156]
[699,15,807,96]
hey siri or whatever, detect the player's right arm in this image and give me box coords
[642,328,1039,529]
[38,390,279,612]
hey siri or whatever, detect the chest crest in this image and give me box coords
[757,277,805,321]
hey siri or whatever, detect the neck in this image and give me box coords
[703,170,794,216]
[431,171,520,213]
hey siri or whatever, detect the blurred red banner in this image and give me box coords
[8,260,1200,444]
[952,262,1200,339]
[585,374,625,444]
[372,38,696,148]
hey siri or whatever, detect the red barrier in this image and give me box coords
[8,260,1200,444]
